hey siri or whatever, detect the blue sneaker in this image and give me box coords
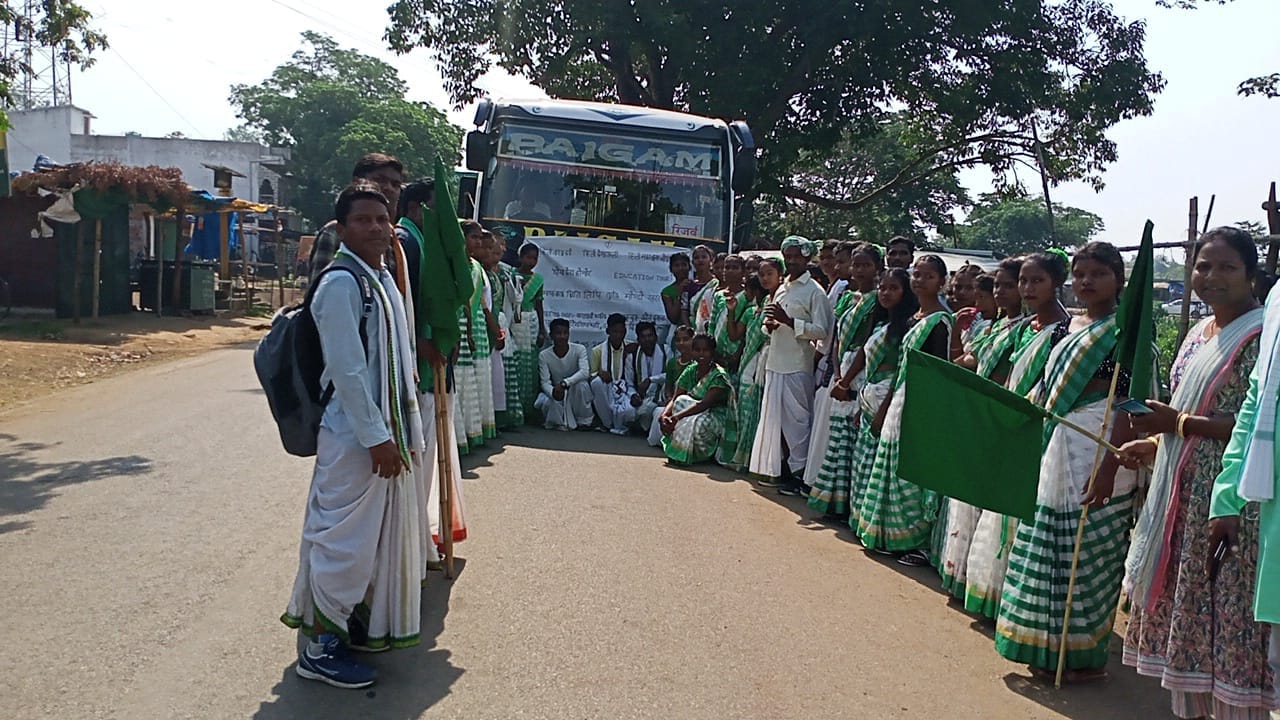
[296,634,377,689]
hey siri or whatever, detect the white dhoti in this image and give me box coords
[749,370,815,478]
[491,348,507,413]
[634,397,660,432]
[284,424,422,648]
[647,404,666,446]
[535,381,593,429]
[590,376,637,433]
[418,390,468,570]
[803,381,835,482]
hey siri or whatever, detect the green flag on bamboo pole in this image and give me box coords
[898,350,1042,521]
[401,158,475,390]
[1117,220,1156,402]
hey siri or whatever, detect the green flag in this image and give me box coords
[402,158,475,388]
[898,350,1043,521]
[1116,221,1156,402]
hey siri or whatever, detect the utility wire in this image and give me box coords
[109,46,206,137]
[265,0,390,54]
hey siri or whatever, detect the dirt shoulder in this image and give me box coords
[0,312,269,413]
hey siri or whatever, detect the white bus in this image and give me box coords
[462,97,755,338]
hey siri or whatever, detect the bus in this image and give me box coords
[462,97,755,340]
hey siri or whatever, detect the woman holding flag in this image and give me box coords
[964,252,1071,618]
[1118,227,1272,719]
[855,255,951,565]
[937,258,1026,598]
[995,241,1140,682]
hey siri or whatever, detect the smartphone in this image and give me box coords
[1115,398,1154,416]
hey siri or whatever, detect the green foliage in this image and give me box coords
[229,32,463,226]
[752,118,969,246]
[954,194,1103,256]
[387,0,1163,213]
[222,126,263,144]
[1155,310,1180,393]
[0,0,107,127]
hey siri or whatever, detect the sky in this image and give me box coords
[64,0,1280,248]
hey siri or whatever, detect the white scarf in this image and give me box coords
[1240,286,1280,502]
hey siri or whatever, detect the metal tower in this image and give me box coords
[2,0,74,109]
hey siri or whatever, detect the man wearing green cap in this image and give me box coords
[749,235,835,496]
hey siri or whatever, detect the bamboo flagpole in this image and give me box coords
[1053,362,1122,688]
[432,361,456,579]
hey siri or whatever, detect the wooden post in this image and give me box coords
[72,221,83,325]
[276,221,285,307]
[172,209,186,310]
[219,211,230,281]
[433,362,456,579]
[1264,182,1280,281]
[91,218,102,320]
[1176,197,1197,350]
[149,213,162,316]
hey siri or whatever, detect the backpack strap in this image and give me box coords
[312,257,378,405]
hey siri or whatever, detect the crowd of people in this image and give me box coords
[290,149,1279,719]
[497,228,1278,718]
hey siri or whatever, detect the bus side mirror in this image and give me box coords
[732,151,756,194]
[465,131,491,172]
[729,120,756,194]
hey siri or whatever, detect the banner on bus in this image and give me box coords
[513,234,685,344]
[498,124,722,180]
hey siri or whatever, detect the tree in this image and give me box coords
[753,117,969,247]
[1156,0,1277,97]
[229,32,463,225]
[0,0,107,126]
[223,125,263,144]
[387,0,1163,212]
[955,194,1103,257]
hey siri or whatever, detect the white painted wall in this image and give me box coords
[6,105,290,203]
[6,105,89,171]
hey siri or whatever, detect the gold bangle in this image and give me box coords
[1177,413,1191,438]
[1146,435,1160,449]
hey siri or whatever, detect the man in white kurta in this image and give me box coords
[749,235,834,496]
[626,321,668,434]
[590,313,635,434]
[284,185,423,689]
[536,319,593,429]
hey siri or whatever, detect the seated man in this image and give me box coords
[625,320,667,435]
[590,313,634,434]
[503,184,552,221]
[535,318,593,430]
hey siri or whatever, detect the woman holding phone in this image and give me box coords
[1117,227,1271,718]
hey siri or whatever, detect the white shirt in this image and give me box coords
[539,342,590,396]
[312,252,394,449]
[764,271,835,374]
[625,345,668,399]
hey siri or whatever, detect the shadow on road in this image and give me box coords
[500,424,671,459]
[0,432,152,531]
[253,558,467,719]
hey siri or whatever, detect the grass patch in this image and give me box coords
[0,318,66,340]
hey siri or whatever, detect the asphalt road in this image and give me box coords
[0,345,1170,719]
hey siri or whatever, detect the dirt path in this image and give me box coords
[0,312,269,412]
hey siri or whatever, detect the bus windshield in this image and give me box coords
[480,122,727,242]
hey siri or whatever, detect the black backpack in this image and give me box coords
[254,256,375,456]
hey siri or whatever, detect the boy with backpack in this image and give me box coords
[281,181,424,689]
